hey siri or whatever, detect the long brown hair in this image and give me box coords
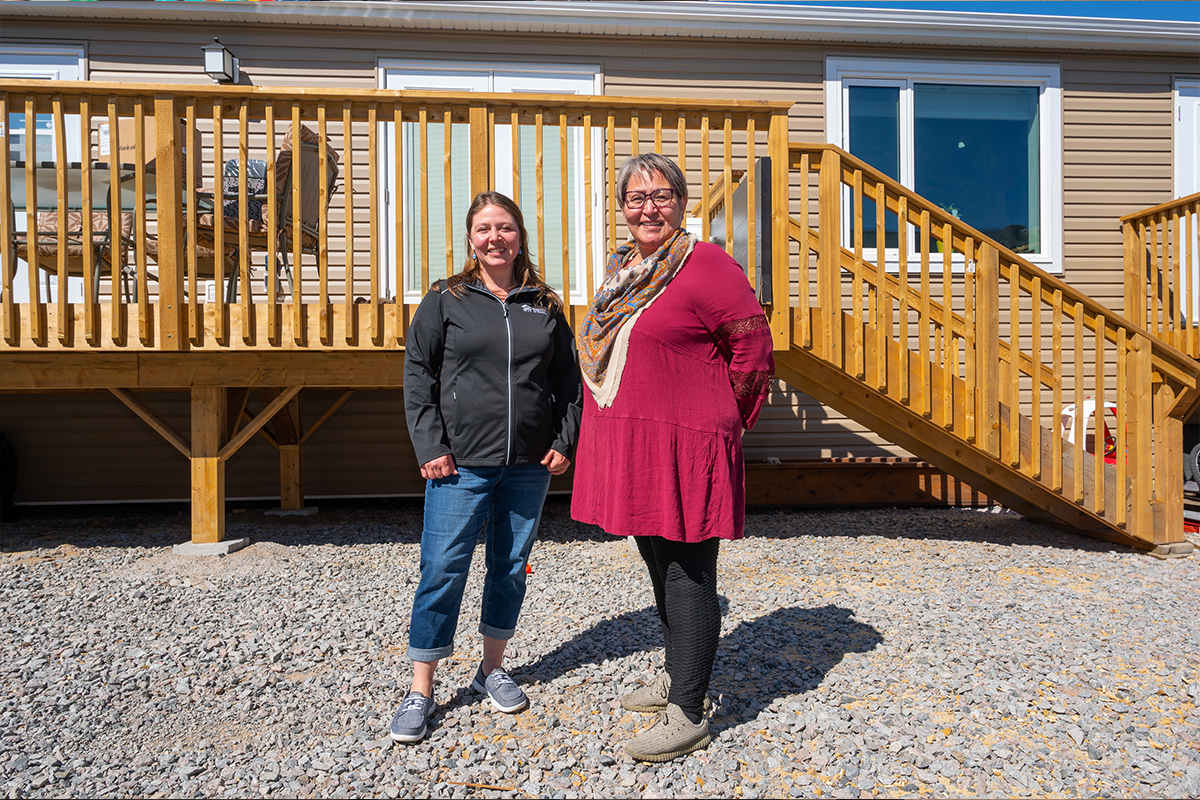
[446,191,562,313]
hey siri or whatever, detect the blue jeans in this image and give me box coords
[407,464,552,662]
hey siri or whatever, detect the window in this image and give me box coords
[827,58,1062,271]
[2,45,86,303]
[380,62,602,302]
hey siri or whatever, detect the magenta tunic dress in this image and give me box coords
[570,242,775,542]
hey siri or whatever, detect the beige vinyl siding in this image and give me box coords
[1,19,1195,498]
[1,390,422,504]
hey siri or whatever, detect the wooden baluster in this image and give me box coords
[265,104,278,340]
[918,209,930,418]
[1148,219,1160,337]
[700,112,710,242]
[559,110,570,300]
[185,98,199,345]
[797,152,811,350]
[212,101,225,343]
[897,196,909,405]
[851,170,864,380]
[1093,314,1106,516]
[1030,274,1042,481]
[874,182,888,391]
[418,104,429,293]
[52,94,68,344]
[1115,328,1127,528]
[723,113,733,258]
[1008,263,1020,468]
[653,110,662,154]
[746,115,756,295]
[511,106,521,206]
[631,110,639,158]
[344,102,355,344]
[443,105,454,285]
[583,110,594,310]
[237,100,251,345]
[1156,379,1183,547]
[133,99,150,344]
[0,94,11,343]
[942,221,954,430]
[1051,289,1063,493]
[963,238,976,443]
[607,112,616,253]
[369,101,380,344]
[1072,301,1085,505]
[769,111,789,350]
[390,102,401,345]
[535,108,545,279]
[80,96,96,344]
[322,102,333,345]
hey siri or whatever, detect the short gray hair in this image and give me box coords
[615,153,688,208]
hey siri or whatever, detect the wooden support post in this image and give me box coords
[469,104,491,197]
[154,95,186,352]
[768,111,791,350]
[975,244,1000,458]
[1155,381,1184,546]
[262,388,304,510]
[818,149,842,365]
[1123,220,1144,328]
[280,445,303,511]
[190,387,226,544]
[1128,333,1153,544]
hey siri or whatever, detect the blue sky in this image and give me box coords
[779,1,1200,21]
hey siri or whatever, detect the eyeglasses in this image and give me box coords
[622,189,678,209]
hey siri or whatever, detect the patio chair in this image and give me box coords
[13,209,134,303]
[193,122,340,302]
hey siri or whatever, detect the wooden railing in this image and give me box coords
[778,144,1200,549]
[1122,192,1200,358]
[0,80,790,352]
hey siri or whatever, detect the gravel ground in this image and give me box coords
[1,497,1198,799]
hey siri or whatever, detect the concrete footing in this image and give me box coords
[172,538,249,556]
[1148,541,1195,560]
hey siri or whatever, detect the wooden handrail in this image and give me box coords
[1119,191,1200,223]
[790,142,1200,405]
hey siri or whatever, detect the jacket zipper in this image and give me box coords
[467,284,523,464]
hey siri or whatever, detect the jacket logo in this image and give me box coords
[520,304,549,316]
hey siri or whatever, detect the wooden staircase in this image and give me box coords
[767,145,1200,554]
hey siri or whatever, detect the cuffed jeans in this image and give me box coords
[407,464,552,662]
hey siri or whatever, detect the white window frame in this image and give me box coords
[378,60,603,303]
[2,44,87,304]
[826,57,1063,273]
[1175,76,1200,199]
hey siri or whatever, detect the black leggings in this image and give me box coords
[635,535,721,719]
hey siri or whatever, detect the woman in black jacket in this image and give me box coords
[391,192,582,743]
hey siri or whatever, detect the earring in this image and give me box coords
[472,251,478,261]
[518,247,523,256]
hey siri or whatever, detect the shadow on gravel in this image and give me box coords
[0,495,608,551]
[709,603,882,732]
[743,505,1132,554]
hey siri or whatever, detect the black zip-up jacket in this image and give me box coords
[404,279,583,468]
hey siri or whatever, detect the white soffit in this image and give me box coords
[1,1,1197,54]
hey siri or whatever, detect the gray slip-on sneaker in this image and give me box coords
[471,666,528,713]
[389,690,436,743]
[624,702,713,763]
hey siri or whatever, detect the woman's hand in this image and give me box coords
[541,449,571,475]
[420,454,458,481]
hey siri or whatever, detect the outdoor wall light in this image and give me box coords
[202,38,239,84]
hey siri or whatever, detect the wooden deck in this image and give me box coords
[3,80,1197,555]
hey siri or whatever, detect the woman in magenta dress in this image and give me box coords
[572,153,774,762]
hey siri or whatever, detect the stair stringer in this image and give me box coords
[773,342,1147,550]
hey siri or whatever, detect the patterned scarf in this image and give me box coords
[577,228,696,408]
